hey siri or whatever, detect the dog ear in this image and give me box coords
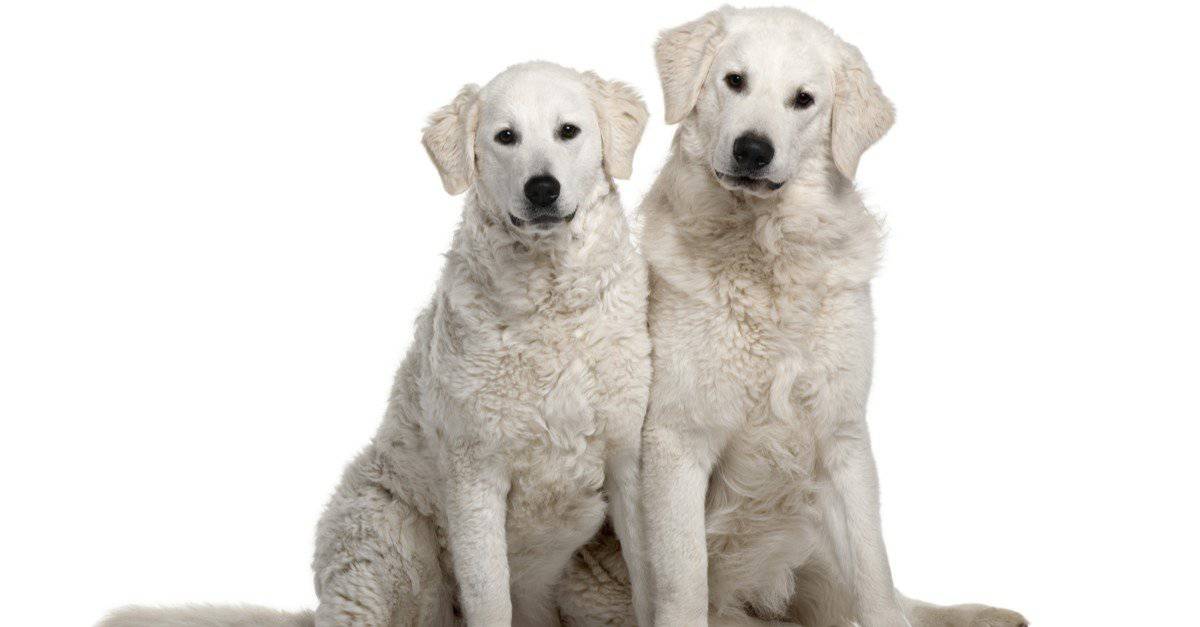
[421,84,480,195]
[830,42,894,180]
[583,73,649,180]
[655,8,727,124]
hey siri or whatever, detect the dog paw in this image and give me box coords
[966,605,1028,627]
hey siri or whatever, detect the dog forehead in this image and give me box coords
[719,10,837,83]
[723,6,835,39]
[479,63,591,126]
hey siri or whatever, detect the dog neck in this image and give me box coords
[642,132,882,292]
[445,179,635,317]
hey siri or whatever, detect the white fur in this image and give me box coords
[101,61,653,627]
[637,7,1026,627]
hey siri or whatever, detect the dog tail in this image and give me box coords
[98,605,314,627]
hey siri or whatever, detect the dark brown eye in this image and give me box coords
[792,90,815,109]
[494,129,517,145]
[558,124,580,140]
[724,73,745,92]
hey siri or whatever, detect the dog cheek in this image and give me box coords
[703,100,733,164]
[790,120,825,173]
[678,105,719,166]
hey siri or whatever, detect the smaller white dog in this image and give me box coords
[102,61,652,627]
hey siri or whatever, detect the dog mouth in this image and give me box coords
[714,171,785,193]
[508,210,577,229]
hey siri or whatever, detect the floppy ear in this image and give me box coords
[582,72,649,180]
[421,84,480,195]
[655,8,727,124]
[830,42,895,180]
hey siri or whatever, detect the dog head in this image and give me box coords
[422,62,648,231]
[656,7,894,197]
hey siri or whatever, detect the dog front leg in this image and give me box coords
[605,446,653,627]
[642,424,715,626]
[823,425,909,627]
[445,451,512,627]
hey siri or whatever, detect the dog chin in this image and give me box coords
[714,171,786,197]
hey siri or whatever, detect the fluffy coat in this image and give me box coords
[636,8,1027,627]
[103,61,653,627]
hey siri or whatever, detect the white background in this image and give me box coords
[2,1,1198,625]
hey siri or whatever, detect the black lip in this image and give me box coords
[509,210,577,228]
[715,171,785,191]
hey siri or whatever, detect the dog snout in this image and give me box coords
[523,175,561,210]
[732,133,774,172]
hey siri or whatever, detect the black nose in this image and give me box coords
[732,133,774,171]
[523,175,561,209]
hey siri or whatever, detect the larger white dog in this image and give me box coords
[102,61,653,627]
[638,8,1027,627]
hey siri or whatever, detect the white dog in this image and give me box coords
[102,61,653,627]
[637,8,1027,627]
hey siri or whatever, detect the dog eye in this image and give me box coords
[792,90,815,109]
[494,129,517,145]
[724,73,746,92]
[558,124,580,140]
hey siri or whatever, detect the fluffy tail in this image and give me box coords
[98,605,314,627]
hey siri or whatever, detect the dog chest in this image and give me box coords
[436,312,611,461]
[500,347,609,556]
[703,404,826,615]
[676,265,870,420]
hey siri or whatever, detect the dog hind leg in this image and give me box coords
[559,529,804,627]
[788,550,1027,627]
[314,471,453,627]
[558,528,633,626]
